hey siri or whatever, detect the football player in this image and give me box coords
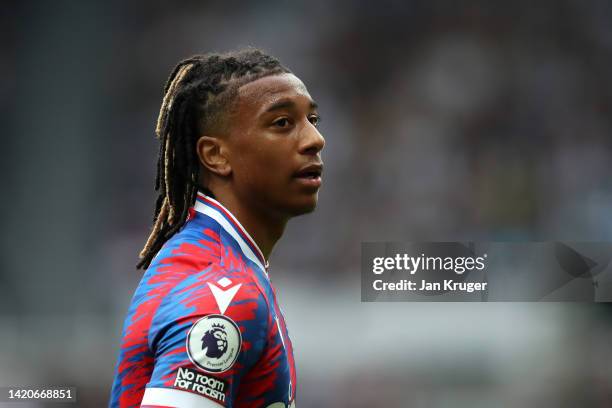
[110,48,324,408]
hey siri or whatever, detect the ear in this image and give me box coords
[196,136,232,176]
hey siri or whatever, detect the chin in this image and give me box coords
[286,194,319,217]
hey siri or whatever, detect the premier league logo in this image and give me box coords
[202,323,229,358]
[187,314,241,373]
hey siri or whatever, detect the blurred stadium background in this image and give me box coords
[2,1,612,406]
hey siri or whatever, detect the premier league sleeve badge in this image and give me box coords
[186,314,242,373]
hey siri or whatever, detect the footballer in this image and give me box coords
[110,48,325,408]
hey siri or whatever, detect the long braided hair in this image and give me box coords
[138,48,291,269]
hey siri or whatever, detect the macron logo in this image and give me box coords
[207,278,242,314]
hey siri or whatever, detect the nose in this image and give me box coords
[298,121,325,156]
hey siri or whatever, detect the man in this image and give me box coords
[110,48,325,408]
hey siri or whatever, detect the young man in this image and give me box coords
[110,49,325,408]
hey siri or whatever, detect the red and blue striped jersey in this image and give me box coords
[110,193,297,408]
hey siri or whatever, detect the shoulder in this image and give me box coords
[148,215,258,276]
[147,241,271,348]
[147,221,267,313]
[148,218,224,272]
[142,217,272,340]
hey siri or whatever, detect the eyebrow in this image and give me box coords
[264,99,318,113]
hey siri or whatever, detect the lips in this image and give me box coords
[293,163,323,179]
[293,163,323,188]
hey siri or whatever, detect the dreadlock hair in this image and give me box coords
[137,48,292,269]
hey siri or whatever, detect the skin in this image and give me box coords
[196,73,325,261]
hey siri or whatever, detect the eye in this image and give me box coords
[273,118,291,128]
[308,114,321,127]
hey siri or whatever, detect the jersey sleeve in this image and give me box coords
[140,263,269,408]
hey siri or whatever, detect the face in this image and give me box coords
[223,73,325,219]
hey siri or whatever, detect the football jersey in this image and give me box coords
[110,192,297,408]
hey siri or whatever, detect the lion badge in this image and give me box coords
[186,314,241,373]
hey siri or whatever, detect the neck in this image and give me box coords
[206,188,288,261]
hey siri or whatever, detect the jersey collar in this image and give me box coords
[193,192,269,272]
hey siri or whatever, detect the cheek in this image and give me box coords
[234,141,291,185]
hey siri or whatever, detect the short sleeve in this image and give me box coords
[140,265,269,408]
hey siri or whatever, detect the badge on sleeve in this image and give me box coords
[186,314,242,373]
